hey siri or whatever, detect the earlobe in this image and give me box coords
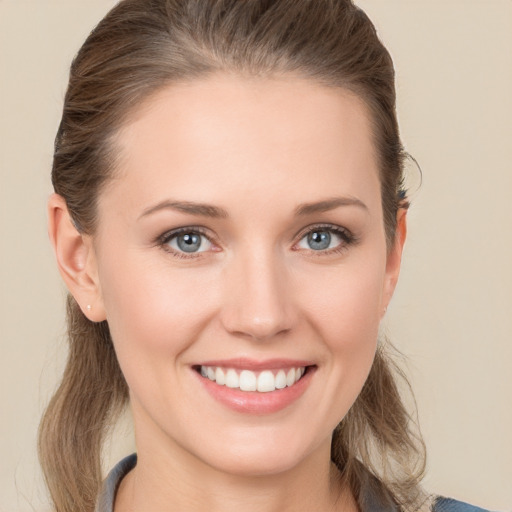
[48,194,106,322]
[382,208,408,315]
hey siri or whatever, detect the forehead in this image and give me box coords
[106,74,381,216]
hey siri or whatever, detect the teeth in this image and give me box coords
[275,370,287,389]
[239,370,257,391]
[225,369,239,388]
[215,367,226,386]
[199,365,307,392]
[257,370,275,392]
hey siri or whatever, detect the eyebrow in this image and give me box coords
[139,195,367,220]
[294,196,368,216]
[139,200,229,219]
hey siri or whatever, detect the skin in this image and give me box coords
[49,74,406,512]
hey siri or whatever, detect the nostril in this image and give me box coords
[219,274,296,340]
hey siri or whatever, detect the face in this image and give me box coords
[88,75,404,476]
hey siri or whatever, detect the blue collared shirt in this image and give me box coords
[95,454,493,512]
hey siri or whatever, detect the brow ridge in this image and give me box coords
[140,196,366,220]
[294,196,368,216]
[140,200,229,219]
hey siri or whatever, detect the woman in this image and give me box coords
[39,1,493,511]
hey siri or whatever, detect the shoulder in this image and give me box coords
[95,454,137,512]
[432,496,496,512]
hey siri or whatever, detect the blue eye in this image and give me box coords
[297,227,349,252]
[306,231,332,250]
[165,231,213,254]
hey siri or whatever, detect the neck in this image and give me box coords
[115,439,356,512]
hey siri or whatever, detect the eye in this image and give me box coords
[162,229,213,255]
[295,226,353,253]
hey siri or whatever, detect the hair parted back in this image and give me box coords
[40,1,427,511]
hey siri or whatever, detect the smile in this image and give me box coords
[199,366,306,392]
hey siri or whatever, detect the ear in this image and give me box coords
[381,208,407,317]
[48,193,106,322]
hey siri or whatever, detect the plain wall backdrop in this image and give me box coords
[0,1,511,511]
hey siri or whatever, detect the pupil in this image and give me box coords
[177,233,201,252]
[308,231,331,250]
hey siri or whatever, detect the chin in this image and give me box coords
[190,428,328,478]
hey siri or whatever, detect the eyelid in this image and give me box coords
[154,223,356,259]
[156,226,219,258]
[294,223,353,241]
[292,223,357,253]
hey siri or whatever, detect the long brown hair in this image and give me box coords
[40,1,426,511]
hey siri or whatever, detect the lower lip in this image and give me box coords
[194,368,315,414]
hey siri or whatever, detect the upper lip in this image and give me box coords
[194,358,315,371]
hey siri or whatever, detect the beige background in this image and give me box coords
[1,1,511,511]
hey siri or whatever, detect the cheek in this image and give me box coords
[96,256,226,424]
[298,258,386,348]
[297,256,386,403]
[98,253,220,363]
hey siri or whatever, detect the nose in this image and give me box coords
[220,248,297,341]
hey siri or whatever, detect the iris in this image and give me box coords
[307,231,331,250]
[177,233,203,252]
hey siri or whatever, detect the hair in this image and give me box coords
[39,1,427,511]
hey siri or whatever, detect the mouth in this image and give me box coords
[192,358,316,413]
[194,365,311,393]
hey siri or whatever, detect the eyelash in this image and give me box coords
[293,223,358,256]
[156,224,358,259]
[157,226,215,260]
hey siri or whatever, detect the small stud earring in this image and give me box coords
[86,304,92,311]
